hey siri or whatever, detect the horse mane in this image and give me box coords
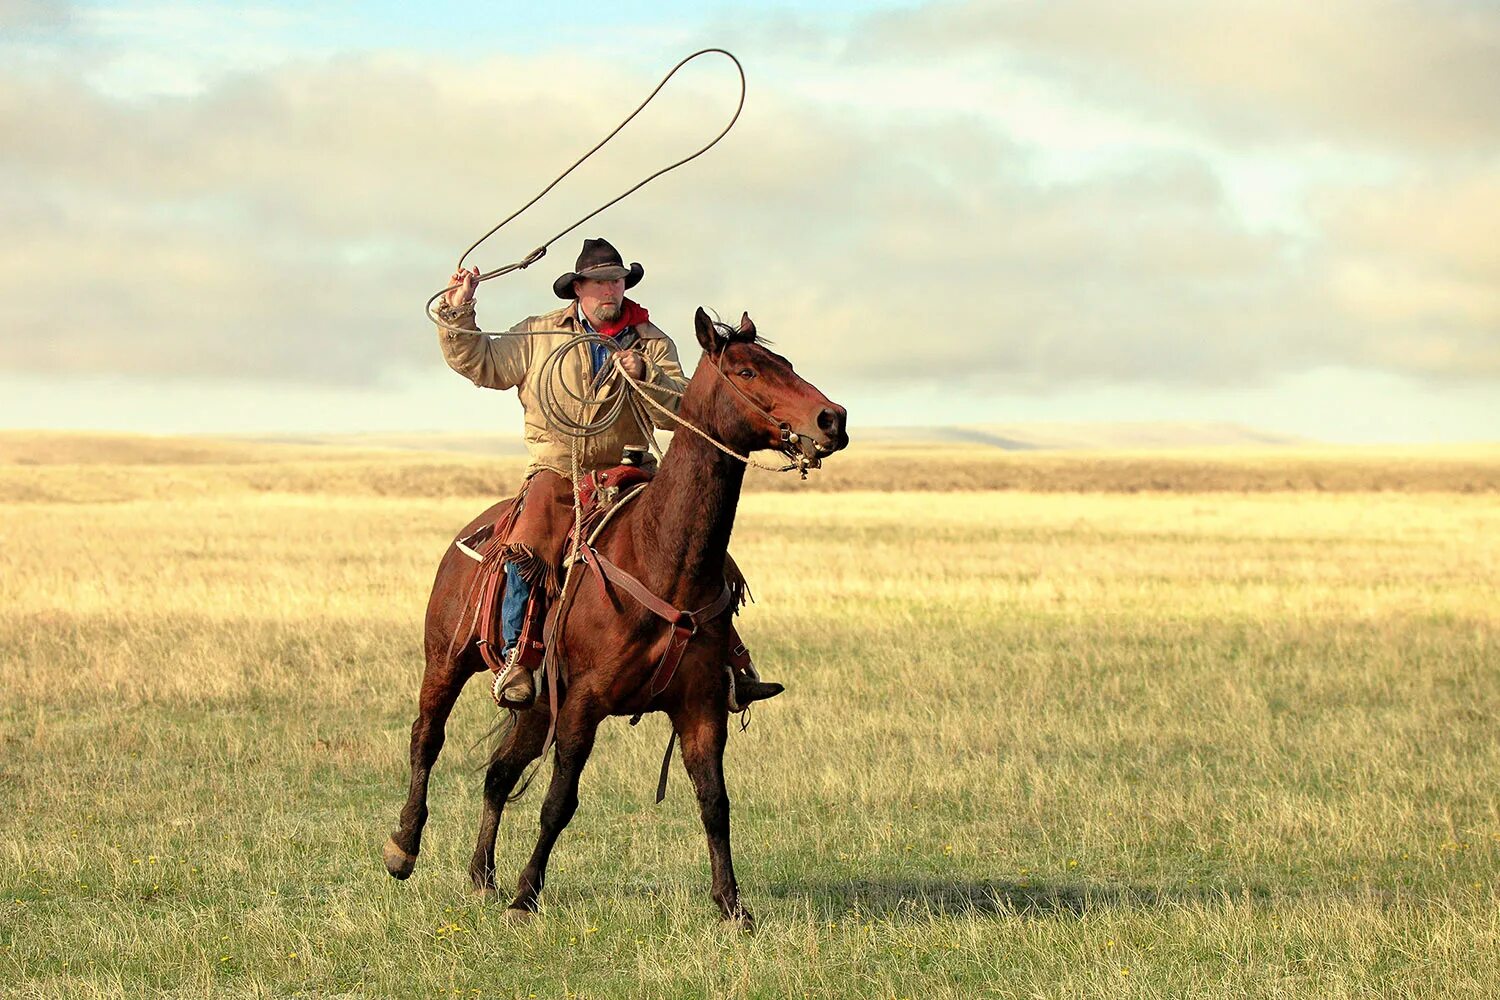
[707,314,770,347]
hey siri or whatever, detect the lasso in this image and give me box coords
[423,48,748,445]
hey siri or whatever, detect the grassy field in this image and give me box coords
[1,436,1498,997]
[4,431,1500,499]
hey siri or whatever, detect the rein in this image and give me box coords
[614,350,819,478]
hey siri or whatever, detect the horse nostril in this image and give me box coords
[817,407,842,437]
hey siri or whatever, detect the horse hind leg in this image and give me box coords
[384,642,480,880]
[507,698,603,917]
[468,705,551,898]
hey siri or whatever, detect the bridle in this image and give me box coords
[704,337,824,474]
[606,334,824,479]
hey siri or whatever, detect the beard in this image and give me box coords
[590,300,623,325]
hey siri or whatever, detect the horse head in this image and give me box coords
[686,306,849,466]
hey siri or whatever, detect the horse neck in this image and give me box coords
[633,390,746,603]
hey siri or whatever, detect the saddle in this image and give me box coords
[578,463,655,517]
[458,462,657,673]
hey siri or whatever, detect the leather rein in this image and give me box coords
[578,543,735,703]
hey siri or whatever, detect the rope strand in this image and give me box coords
[613,356,798,473]
[425,48,745,340]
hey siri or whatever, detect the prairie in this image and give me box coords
[1,434,1497,998]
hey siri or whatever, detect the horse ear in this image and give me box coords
[737,312,756,341]
[694,307,721,353]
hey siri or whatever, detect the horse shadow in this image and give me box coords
[760,875,1274,921]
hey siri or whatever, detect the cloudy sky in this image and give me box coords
[2,0,1497,441]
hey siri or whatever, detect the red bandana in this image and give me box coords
[588,298,650,338]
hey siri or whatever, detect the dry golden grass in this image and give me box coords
[2,431,1498,500]
[1,432,1497,997]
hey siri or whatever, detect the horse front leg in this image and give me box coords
[385,644,477,880]
[674,701,751,928]
[507,697,603,917]
[469,705,551,898]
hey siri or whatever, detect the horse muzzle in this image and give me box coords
[785,404,848,461]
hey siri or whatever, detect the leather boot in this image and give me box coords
[492,646,537,709]
[727,628,782,712]
[491,590,547,709]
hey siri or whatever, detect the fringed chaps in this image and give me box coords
[498,469,576,601]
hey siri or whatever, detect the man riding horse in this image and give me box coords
[435,237,779,711]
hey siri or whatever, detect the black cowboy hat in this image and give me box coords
[552,237,644,299]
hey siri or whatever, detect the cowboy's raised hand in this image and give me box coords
[444,266,480,309]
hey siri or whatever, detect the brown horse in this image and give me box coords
[385,307,848,925]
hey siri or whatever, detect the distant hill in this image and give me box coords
[243,431,530,457]
[852,422,1305,450]
[236,422,1305,456]
[3,429,1497,495]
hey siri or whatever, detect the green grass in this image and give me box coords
[1,484,1498,998]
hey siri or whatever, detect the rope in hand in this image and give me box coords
[534,333,653,441]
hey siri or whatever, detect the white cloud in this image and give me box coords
[1314,168,1500,376]
[868,0,1500,151]
[0,0,69,30]
[0,10,1496,414]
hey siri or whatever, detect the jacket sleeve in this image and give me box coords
[435,300,531,390]
[638,331,689,428]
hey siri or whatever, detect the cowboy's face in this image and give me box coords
[575,276,626,325]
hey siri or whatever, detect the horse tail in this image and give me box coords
[466,705,517,766]
[462,705,550,808]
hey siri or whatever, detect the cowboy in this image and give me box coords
[434,237,776,711]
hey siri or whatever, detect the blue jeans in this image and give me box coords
[500,561,529,659]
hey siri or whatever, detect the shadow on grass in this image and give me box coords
[763,876,1273,920]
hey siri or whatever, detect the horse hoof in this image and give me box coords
[722,908,755,933]
[502,906,536,925]
[471,885,499,902]
[383,837,417,880]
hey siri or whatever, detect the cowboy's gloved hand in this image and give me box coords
[617,349,646,380]
[444,266,480,309]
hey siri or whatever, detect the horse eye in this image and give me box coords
[736,368,756,379]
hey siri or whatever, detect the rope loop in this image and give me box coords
[425,48,745,331]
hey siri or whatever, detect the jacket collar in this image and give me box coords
[550,300,662,338]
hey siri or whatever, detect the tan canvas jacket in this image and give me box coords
[436,298,689,478]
